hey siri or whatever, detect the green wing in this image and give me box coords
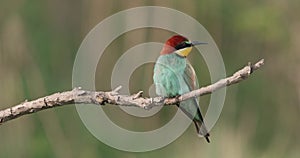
[179,62,210,142]
[180,62,203,121]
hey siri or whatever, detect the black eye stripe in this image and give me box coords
[175,41,192,50]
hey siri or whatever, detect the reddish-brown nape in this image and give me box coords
[160,35,188,55]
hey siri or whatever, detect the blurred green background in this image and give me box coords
[1,0,299,157]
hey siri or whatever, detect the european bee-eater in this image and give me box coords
[153,35,210,142]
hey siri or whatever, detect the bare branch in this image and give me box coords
[0,59,264,125]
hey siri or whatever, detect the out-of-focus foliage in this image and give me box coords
[0,0,299,158]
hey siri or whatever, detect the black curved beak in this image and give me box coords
[191,41,208,46]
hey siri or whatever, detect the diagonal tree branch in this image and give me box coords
[0,59,264,125]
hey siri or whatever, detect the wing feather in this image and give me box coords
[180,61,210,142]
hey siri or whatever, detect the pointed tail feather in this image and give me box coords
[194,120,210,143]
[176,99,211,143]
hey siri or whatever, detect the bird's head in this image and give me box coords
[160,35,207,57]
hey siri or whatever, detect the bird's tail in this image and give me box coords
[194,120,210,143]
[176,99,211,143]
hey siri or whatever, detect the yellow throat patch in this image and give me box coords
[175,47,192,57]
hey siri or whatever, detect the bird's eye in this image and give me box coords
[175,41,192,50]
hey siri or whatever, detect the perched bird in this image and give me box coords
[153,35,210,142]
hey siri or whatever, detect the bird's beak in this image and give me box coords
[191,41,208,46]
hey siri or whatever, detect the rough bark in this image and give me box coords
[0,59,264,125]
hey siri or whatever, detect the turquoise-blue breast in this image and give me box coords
[153,53,189,97]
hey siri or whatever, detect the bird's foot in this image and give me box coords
[172,95,181,106]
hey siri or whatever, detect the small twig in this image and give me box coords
[133,91,144,100]
[0,59,264,125]
[112,86,122,93]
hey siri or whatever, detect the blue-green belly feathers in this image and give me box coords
[153,53,189,97]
